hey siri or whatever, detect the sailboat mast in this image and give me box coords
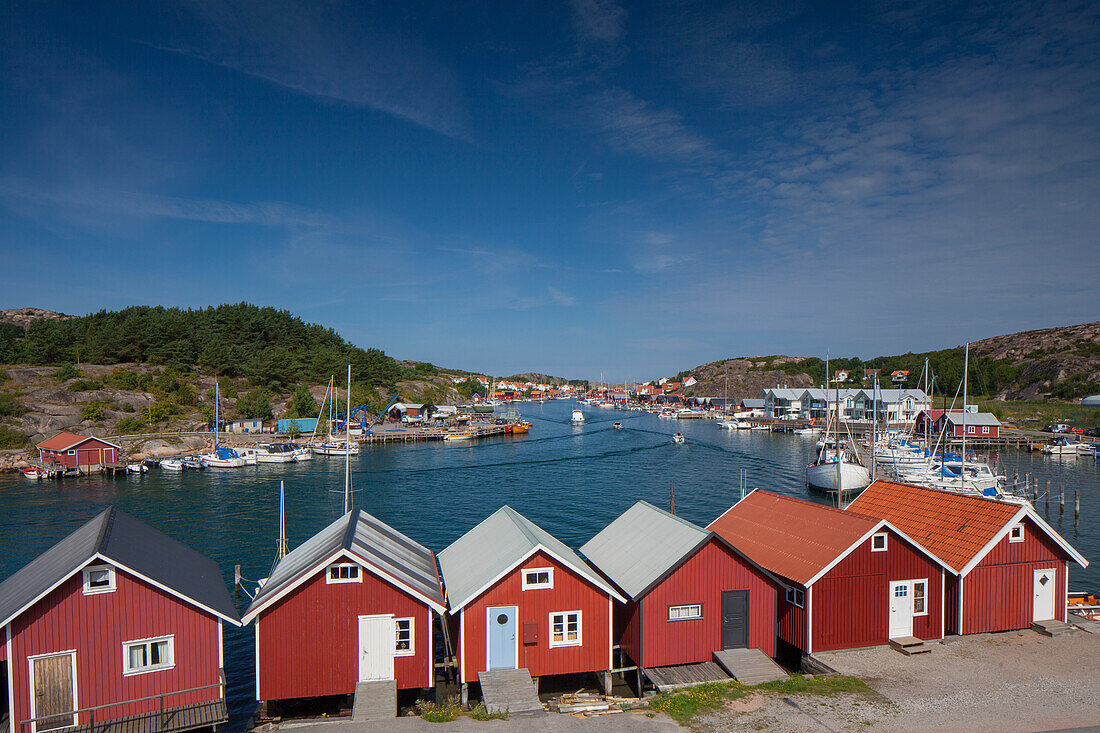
[961,343,968,493]
[344,364,351,514]
[214,379,219,451]
[278,480,287,560]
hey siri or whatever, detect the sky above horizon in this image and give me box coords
[1,0,1097,381]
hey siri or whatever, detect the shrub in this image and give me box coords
[68,379,104,392]
[0,425,27,448]
[415,697,459,723]
[115,417,148,435]
[80,402,106,422]
[120,402,136,413]
[0,391,26,417]
[53,363,82,381]
[469,702,508,720]
[649,682,746,724]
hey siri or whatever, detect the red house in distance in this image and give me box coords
[36,432,120,472]
[0,507,240,733]
[438,506,626,707]
[709,491,952,656]
[242,510,446,718]
[847,481,1088,634]
[580,501,781,687]
[913,410,1001,439]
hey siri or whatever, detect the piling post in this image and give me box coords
[1075,490,1080,524]
[1060,484,1064,515]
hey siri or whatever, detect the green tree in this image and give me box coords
[286,385,318,419]
[236,389,273,420]
[80,402,105,421]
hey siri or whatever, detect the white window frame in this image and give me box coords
[122,635,174,676]
[521,567,554,591]
[82,564,116,595]
[394,617,414,656]
[326,562,362,584]
[667,604,703,621]
[912,579,929,617]
[982,425,990,435]
[1009,523,1025,543]
[785,587,805,608]
[871,532,888,552]
[549,610,582,648]
[67,450,76,456]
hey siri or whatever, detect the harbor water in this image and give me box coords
[1,399,1097,729]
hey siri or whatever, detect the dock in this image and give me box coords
[644,662,731,691]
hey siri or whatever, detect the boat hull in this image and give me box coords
[807,460,870,493]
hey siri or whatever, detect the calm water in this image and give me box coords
[2,400,1097,728]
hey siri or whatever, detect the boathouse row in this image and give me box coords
[0,508,241,733]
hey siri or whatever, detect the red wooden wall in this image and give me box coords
[777,594,806,651]
[962,517,1066,634]
[257,566,434,701]
[634,539,776,668]
[10,563,222,729]
[459,551,611,682]
[810,529,943,652]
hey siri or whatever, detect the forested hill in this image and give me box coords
[0,304,402,390]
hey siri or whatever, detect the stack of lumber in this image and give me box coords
[549,693,623,716]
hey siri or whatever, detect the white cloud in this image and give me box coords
[570,0,627,46]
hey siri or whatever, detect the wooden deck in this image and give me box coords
[644,662,731,692]
[712,649,788,685]
[52,700,226,733]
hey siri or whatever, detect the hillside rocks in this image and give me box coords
[0,308,74,329]
[681,357,816,401]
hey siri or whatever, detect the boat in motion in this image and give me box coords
[672,432,686,444]
[571,410,585,424]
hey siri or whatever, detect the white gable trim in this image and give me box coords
[103,554,242,626]
[242,548,445,624]
[805,520,954,587]
[959,505,1088,577]
[448,544,626,612]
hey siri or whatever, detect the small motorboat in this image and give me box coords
[444,432,477,441]
[658,411,673,419]
[613,422,623,430]
[160,458,184,471]
[126,463,147,474]
[312,440,360,456]
[511,421,531,434]
[22,467,46,480]
[672,432,686,444]
[571,410,585,424]
[182,457,205,470]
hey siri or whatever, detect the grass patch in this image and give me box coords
[649,682,747,724]
[469,701,509,720]
[755,674,874,696]
[415,697,460,722]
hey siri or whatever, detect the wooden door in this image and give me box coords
[721,590,749,649]
[487,606,517,669]
[32,653,74,731]
[1033,569,1056,622]
[889,581,914,638]
[358,615,395,682]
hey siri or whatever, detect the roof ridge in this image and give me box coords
[94,506,116,552]
[635,500,707,533]
[500,505,541,548]
[341,510,360,550]
[760,490,878,523]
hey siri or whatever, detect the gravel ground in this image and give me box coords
[699,629,1100,732]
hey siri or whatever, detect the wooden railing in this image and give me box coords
[20,673,225,733]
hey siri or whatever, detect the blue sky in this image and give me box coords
[1,0,1097,381]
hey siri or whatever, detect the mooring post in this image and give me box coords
[1060,484,1065,515]
[1075,490,1080,524]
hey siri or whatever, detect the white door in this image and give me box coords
[358,615,395,681]
[889,581,913,638]
[1033,568,1057,622]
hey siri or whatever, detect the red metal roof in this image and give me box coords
[845,481,1021,572]
[36,432,119,451]
[707,491,880,586]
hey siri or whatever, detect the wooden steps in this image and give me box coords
[477,668,543,714]
[1032,619,1075,637]
[352,680,396,720]
[713,648,788,685]
[889,636,934,655]
[644,662,731,692]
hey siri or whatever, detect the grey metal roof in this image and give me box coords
[579,501,711,600]
[0,507,240,627]
[244,510,445,621]
[438,506,625,611]
[741,399,764,408]
[944,412,1001,426]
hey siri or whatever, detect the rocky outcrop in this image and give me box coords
[0,308,75,330]
[681,357,816,401]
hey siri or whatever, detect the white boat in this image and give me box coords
[718,419,740,430]
[807,457,870,493]
[658,411,673,419]
[201,448,247,468]
[672,432,685,444]
[1079,443,1099,455]
[736,421,752,429]
[1042,438,1080,455]
[793,424,817,435]
[238,448,258,465]
[126,463,147,474]
[160,459,184,471]
[571,410,585,424]
[444,432,476,441]
[750,423,770,431]
[312,441,360,456]
[293,446,313,462]
[255,443,297,463]
[22,467,46,480]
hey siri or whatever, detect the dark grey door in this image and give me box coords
[721,590,749,649]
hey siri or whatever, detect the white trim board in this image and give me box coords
[958,506,1088,578]
[804,520,954,588]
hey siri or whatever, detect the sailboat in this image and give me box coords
[312,373,360,456]
[807,354,869,496]
[200,380,247,468]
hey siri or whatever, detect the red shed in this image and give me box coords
[36,433,120,471]
[847,481,1088,634]
[242,510,446,712]
[437,506,626,699]
[709,491,951,654]
[580,501,779,673]
[912,410,1000,439]
[0,507,240,733]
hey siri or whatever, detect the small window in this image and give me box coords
[668,604,703,621]
[967,425,975,434]
[785,587,804,608]
[871,533,888,552]
[394,618,414,656]
[1009,524,1024,543]
[327,563,361,584]
[894,585,908,598]
[550,611,581,647]
[522,567,553,590]
[123,636,174,675]
[83,565,116,595]
[982,426,989,435]
[67,450,76,456]
[913,581,927,616]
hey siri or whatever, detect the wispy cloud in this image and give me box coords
[547,286,577,306]
[569,0,626,46]
[586,87,722,166]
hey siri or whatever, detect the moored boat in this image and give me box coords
[160,458,184,471]
[255,443,297,463]
[444,432,477,441]
[511,421,532,434]
[21,467,46,480]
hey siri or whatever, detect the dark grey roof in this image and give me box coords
[0,507,240,627]
[580,501,711,600]
[243,510,445,622]
[741,399,765,408]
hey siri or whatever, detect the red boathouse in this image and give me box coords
[242,510,446,713]
[438,506,626,698]
[847,481,1088,634]
[709,491,952,655]
[36,433,120,472]
[1,507,241,733]
[580,501,779,673]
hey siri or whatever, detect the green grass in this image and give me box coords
[974,398,1100,428]
[468,701,509,720]
[754,674,874,696]
[648,682,747,724]
[415,697,460,722]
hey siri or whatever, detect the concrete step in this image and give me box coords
[888,636,934,655]
[1032,619,1075,637]
[478,668,543,714]
[352,679,397,721]
[713,648,787,685]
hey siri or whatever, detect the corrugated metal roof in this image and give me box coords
[36,432,121,451]
[244,510,445,621]
[438,505,624,610]
[579,501,710,600]
[0,507,240,627]
[708,491,880,586]
[943,413,1001,426]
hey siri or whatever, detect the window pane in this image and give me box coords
[129,645,146,669]
[914,583,926,613]
[89,569,110,587]
[329,567,339,579]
